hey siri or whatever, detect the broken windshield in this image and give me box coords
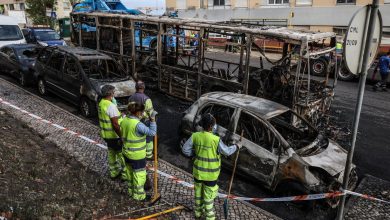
[80,59,127,80]
[269,110,318,151]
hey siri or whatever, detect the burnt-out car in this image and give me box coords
[0,44,38,86]
[34,46,136,117]
[180,92,357,207]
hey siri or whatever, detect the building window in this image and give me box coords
[63,0,71,10]
[268,0,289,5]
[8,4,14,10]
[337,0,356,4]
[214,0,225,6]
[19,3,25,10]
[296,0,312,6]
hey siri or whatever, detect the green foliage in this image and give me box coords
[25,0,56,25]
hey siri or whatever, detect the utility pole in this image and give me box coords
[336,0,380,219]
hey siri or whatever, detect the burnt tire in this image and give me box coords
[37,78,47,96]
[80,97,97,118]
[310,58,328,76]
[337,64,355,81]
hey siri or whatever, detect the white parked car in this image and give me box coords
[0,15,26,47]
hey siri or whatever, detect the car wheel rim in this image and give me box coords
[338,67,351,78]
[314,63,324,73]
[38,80,45,94]
[81,101,89,116]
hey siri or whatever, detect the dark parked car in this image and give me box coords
[34,46,136,117]
[180,92,357,207]
[0,44,38,86]
[22,27,66,46]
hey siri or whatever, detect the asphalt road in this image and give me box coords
[1,72,389,219]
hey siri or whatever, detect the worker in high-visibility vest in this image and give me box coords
[98,85,124,179]
[336,42,343,54]
[128,81,154,159]
[121,102,157,201]
[182,113,240,220]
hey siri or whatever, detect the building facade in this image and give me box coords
[168,0,390,36]
[0,0,72,25]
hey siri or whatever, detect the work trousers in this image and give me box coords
[374,73,389,89]
[124,157,147,201]
[194,178,219,220]
[105,138,123,178]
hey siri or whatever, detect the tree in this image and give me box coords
[25,0,56,25]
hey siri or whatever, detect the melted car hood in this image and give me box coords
[97,80,136,97]
[301,140,348,176]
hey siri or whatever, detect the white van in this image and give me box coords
[0,15,26,47]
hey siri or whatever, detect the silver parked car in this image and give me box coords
[179,92,357,207]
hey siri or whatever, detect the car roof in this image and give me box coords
[47,46,112,60]
[200,92,289,119]
[0,15,19,25]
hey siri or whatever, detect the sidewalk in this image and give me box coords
[345,175,390,219]
[0,78,280,219]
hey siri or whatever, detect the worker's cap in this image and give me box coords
[201,113,216,130]
[135,80,145,90]
[101,85,116,97]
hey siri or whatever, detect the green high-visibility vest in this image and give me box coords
[98,99,119,139]
[121,117,147,160]
[336,43,343,50]
[192,131,221,181]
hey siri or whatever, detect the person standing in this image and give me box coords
[98,85,123,179]
[182,113,240,220]
[128,80,155,159]
[121,102,157,201]
[373,52,390,91]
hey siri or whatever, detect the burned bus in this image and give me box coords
[70,12,337,126]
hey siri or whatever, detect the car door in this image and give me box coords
[62,55,82,102]
[0,47,15,73]
[7,48,20,74]
[44,50,65,95]
[194,102,237,146]
[231,110,280,187]
[0,48,10,72]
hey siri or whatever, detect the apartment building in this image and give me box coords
[169,0,390,36]
[0,0,72,25]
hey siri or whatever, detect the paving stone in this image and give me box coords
[345,175,390,220]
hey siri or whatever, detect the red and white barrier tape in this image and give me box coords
[0,97,107,150]
[1,97,389,204]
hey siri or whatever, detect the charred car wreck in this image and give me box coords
[34,46,136,117]
[70,12,337,126]
[180,92,357,207]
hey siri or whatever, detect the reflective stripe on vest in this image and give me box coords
[98,99,119,139]
[121,117,147,160]
[192,131,221,181]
